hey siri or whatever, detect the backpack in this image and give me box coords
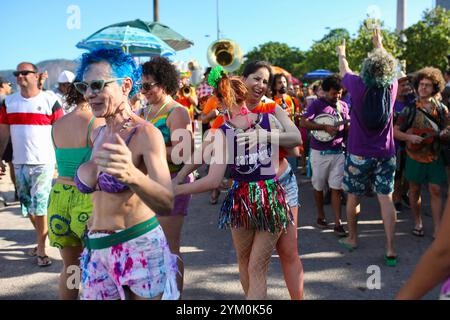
[361,86,391,130]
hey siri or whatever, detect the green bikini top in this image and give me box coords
[52,118,95,178]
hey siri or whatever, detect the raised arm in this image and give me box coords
[337,39,352,77]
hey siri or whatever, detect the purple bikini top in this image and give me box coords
[75,127,138,194]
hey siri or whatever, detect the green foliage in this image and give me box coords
[239,42,305,75]
[239,8,449,79]
[400,7,450,73]
[346,19,403,73]
[298,28,351,74]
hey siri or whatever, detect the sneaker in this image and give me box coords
[316,218,328,229]
[333,225,347,237]
[394,202,403,214]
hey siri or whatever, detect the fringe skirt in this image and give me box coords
[218,178,293,234]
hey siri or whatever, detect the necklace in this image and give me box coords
[145,99,171,122]
[119,117,133,132]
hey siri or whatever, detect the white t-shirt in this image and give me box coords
[0,91,64,165]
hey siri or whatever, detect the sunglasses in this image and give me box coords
[139,82,159,91]
[13,70,37,77]
[73,78,126,95]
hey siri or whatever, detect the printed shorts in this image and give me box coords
[80,225,180,300]
[14,164,54,217]
[310,149,345,191]
[47,183,93,248]
[277,163,299,208]
[343,154,396,196]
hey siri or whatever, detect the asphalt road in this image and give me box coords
[0,165,443,300]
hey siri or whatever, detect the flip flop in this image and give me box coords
[384,255,397,267]
[412,227,424,237]
[37,255,52,267]
[27,246,38,257]
[338,238,358,252]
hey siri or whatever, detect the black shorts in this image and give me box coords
[2,140,13,162]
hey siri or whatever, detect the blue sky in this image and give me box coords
[1,0,434,71]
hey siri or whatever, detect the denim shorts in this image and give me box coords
[343,154,396,196]
[278,163,299,208]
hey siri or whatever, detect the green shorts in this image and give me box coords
[48,183,93,248]
[405,154,447,185]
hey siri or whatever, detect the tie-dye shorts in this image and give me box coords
[80,224,180,300]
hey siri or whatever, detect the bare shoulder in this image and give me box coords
[134,121,165,149]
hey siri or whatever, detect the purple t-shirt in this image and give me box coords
[342,73,398,158]
[303,98,350,151]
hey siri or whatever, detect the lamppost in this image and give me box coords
[216,0,221,40]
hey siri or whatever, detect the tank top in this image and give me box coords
[219,113,275,182]
[52,117,95,178]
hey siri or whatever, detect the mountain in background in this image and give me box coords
[0,59,78,91]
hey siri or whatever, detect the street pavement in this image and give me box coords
[0,164,443,300]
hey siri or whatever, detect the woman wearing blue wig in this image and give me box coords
[73,48,179,300]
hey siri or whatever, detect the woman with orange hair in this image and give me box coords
[174,66,299,299]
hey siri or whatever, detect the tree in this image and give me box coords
[400,7,450,73]
[346,18,403,73]
[239,42,305,76]
[298,28,351,74]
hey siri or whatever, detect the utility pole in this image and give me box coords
[216,0,220,40]
[396,0,406,34]
[153,0,159,22]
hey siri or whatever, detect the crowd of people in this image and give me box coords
[0,28,450,300]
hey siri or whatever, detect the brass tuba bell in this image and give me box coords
[207,39,243,72]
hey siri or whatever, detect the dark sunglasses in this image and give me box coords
[139,82,159,91]
[73,78,126,95]
[13,70,37,77]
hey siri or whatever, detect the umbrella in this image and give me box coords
[147,21,194,51]
[271,66,291,78]
[76,23,176,57]
[303,69,333,80]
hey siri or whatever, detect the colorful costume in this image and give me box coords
[218,113,292,234]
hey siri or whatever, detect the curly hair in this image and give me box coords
[360,48,397,88]
[65,80,87,107]
[321,74,342,92]
[76,48,141,97]
[141,57,179,96]
[412,67,446,96]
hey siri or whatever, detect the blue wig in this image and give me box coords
[76,48,142,98]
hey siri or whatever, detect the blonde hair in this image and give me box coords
[361,48,397,87]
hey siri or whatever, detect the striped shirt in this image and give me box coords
[0,91,63,165]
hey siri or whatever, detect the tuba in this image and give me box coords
[207,39,243,72]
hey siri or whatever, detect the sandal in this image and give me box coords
[384,255,398,267]
[412,227,424,237]
[37,255,52,267]
[27,246,38,257]
[338,238,358,252]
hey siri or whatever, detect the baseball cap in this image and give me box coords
[58,70,75,83]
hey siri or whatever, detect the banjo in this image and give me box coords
[311,113,350,143]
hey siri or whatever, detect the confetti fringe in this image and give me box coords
[218,179,293,234]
